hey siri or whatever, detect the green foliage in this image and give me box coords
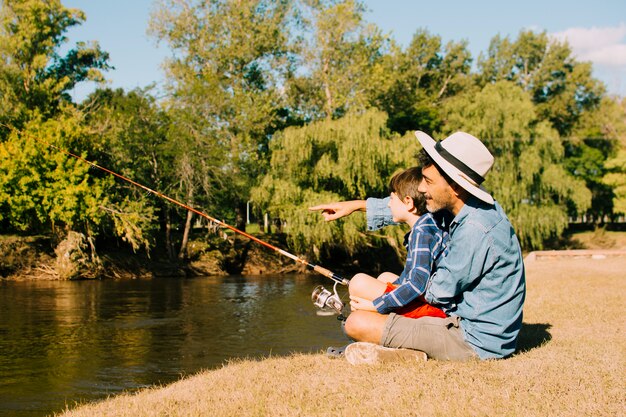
[252,109,417,256]
[603,148,626,215]
[150,0,297,233]
[440,81,591,249]
[82,88,172,253]
[103,198,157,254]
[0,109,112,234]
[373,28,473,135]
[293,0,390,120]
[0,0,111,125]
[477,30,605,137]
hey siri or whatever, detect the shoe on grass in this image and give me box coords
[326,344,351,358]
[344,342,427,365]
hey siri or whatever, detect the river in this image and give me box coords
[0,275,348,417]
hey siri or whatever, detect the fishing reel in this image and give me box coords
[311,282,345,317]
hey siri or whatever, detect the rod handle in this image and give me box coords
[313,265,349,286]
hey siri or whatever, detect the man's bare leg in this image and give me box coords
[344,310,389,344]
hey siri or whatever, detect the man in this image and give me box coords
[310,131,526,360]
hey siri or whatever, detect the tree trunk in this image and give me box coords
[178,210,193,260]
[235,201,246,232]
[165,209,175,261]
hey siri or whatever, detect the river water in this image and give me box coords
[0,275,349,417]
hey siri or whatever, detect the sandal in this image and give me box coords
[326,344,350,358]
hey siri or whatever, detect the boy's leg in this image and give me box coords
[349,273,388,300]
[377,271,399,284]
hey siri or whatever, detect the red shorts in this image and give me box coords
[385,283,446,319]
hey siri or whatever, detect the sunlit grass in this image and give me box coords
[58,256,625,417]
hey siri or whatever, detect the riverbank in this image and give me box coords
[3,228,626,281]
[56,254,625,416]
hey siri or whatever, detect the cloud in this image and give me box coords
[551,23,626,67]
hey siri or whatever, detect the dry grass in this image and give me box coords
[58,256,625,417]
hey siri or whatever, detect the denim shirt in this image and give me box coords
[366,196,526,359]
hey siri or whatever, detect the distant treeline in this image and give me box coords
[1,0,625,263]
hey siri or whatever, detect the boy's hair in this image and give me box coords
[388,167,427,215]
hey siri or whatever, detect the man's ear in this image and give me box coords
[451,182,468,199]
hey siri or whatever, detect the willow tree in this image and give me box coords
[440,81,591,249]
[252,109,418,258]
[150,0,297,235]
[601,98,626,216]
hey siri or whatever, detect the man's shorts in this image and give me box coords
[381,314,478,361]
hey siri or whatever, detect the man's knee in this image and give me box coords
[344,311,385,343]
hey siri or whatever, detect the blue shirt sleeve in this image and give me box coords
[365,197,397,231]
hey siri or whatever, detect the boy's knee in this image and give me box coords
[348,273,369,294]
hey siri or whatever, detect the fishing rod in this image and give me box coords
[10,126,350,290]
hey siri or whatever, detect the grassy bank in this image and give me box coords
[57,254,625,416]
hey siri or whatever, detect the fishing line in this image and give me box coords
[7,125,349,287]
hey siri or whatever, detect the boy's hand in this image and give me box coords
[349,295,376,312]
[309,200,366,221]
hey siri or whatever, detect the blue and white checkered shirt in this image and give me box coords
[372,210,447,314]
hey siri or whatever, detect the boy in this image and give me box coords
[348,166,447,319]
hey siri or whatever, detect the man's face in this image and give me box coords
[418,164,457,213]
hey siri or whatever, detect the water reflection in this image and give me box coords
[0,275,348,417]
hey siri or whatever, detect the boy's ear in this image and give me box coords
[404,196,415,210]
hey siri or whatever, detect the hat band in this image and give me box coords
[434,141,485,185]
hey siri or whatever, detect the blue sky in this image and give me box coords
[62,0,626,101]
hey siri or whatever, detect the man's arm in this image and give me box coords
[424,226,489,307]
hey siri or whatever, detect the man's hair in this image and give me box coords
[388,167,427,215]
[417,148,453,185]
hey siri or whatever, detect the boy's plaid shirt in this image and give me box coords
[373,212,447,313]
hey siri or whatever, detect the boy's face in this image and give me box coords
[388,192,412,223]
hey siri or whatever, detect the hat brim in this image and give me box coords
[415,131,494,205]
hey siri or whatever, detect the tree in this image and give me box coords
[477,30,605,137]
[0,107,112,239]
[0,0,110,128]
[601,98,626,216]
[291,0,390,120]
[150,0,297,235]
[372,28,473,135]
[82,88,170,255]
[440,81,591,249]
[252,109,417,258]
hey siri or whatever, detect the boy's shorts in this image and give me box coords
[385,283,446,319]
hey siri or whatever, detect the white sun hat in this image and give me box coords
[415,131,495,205]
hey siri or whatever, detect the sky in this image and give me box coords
[62,0,626,101]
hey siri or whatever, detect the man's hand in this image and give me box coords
[349,295,376,312]
[308,200,366,221]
